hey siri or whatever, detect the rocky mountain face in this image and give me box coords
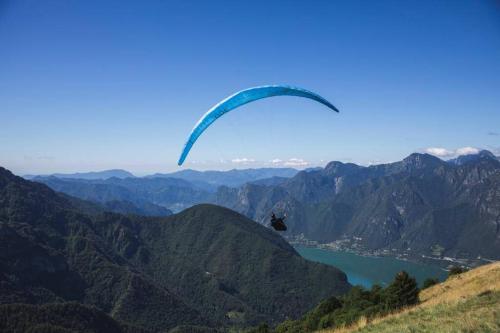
[448,150,499,165]
[0,167,350,331]
[213,151,500,260]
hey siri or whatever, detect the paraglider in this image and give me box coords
[177,85,339,166]
[270,212,287,231]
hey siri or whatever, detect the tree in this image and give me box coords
[302,296,342,331]
[384,271,419,309]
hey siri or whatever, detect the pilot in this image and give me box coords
[270,212,287,231]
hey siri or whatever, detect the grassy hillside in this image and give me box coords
[320,262,500,333]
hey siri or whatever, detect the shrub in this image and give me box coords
[422,278,439,289]
[448,266,468,278]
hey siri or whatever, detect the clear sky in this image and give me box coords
[1,0,499,175]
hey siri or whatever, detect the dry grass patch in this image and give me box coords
[419,261,500,305]
[318,261,500,333]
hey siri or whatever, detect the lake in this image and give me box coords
[295,246,448,288]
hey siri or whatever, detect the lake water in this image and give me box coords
[296,246,448,288]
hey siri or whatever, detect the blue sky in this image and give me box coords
[1,0,499,175]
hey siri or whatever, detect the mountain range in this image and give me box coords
[213,150,500,262]
[24,169,136,180]
[27,167,301,187]
[0,166,350,331]
[26,151,500,263]
[147,168,300,187]
[29,168,303,214]
[33,176,209,214]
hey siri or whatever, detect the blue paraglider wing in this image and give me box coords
[178,85,339,165]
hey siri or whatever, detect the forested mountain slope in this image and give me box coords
[0,166,350,331]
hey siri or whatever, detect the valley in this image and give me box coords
[7,150,499,331]
[30,150,500,268]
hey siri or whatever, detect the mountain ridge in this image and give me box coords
[148,167,300,187]
[214,151,500,263]
[24,169,135,180]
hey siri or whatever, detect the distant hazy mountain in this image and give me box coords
[0,166,350,331]
[59,192,173,217]
[25,169,135,180]
[214,151,500,261]
[148,168,300,187]
[33,176,211,213]
[30,168,304,212]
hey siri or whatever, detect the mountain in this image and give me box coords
[249,176,290,187]
[214,151,500,262]
[33,176,211,213]
[102,199,173,216]
[25,169,135,180]
[0,302,150,333]
[57,191,173,217]
[0,166,350,331]
[447,149,498,165]
[149,168,300,187]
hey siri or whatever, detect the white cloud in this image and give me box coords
[284,158,309,167]
[424,146,481,159]
[367,160,385,166]
[455,146,479,156]
[268,158,311,167]
[424,147,455,158]
[231,157,256,164]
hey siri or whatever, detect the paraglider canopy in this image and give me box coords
[178,85,339,166]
